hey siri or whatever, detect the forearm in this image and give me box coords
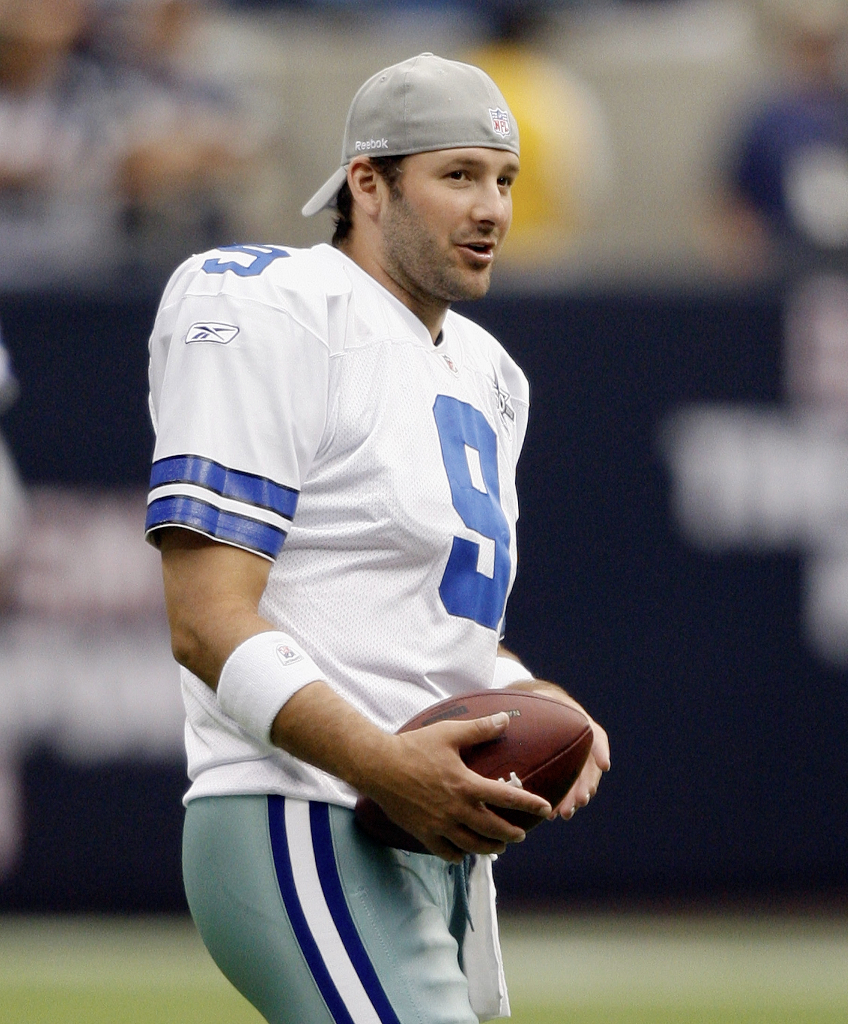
[270,679,395,794]
[506,676,581,707]
[497,644,580,705]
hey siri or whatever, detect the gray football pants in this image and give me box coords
[182,795,478,1024]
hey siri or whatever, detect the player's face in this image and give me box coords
[377,147,518,319]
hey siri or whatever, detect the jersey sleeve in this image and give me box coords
[144,254,332,561]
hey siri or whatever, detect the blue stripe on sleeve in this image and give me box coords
[145,495,286,559]
[310,804,402,1024]
[149,455,298,519]
[266,797,357,1024]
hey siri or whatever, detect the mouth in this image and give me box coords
[457,240,497,265]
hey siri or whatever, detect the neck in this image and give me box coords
[339,236,448,344]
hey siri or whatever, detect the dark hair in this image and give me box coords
[332,155,405,247]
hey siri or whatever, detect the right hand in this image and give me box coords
[360,712,553,862]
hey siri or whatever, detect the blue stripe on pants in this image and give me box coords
[309,802,402,1024]
[266,796,357,1024]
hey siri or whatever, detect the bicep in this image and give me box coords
[158,527,274,688]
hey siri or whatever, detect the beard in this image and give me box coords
[380,190,495,307]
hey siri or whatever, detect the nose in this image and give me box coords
[472,176,512,231]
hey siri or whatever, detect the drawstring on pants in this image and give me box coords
[450,853,475,932]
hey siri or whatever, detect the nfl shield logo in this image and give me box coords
[275,643,303,667]
[489,108,511,138]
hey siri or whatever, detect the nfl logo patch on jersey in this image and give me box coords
[275,643,304,667]
[489,108,511,138]
[441,353,460,376]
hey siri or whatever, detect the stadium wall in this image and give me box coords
[0,278,845,912]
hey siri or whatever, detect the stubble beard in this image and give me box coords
[381,192,494,308]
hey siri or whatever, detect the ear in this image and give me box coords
[347,158,384,218]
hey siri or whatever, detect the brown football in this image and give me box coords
[354,689,594,852]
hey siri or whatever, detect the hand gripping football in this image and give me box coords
[354,689,594,852]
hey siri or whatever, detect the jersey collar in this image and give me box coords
[321,243,446,349]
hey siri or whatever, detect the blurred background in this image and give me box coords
[1,0,848,1015]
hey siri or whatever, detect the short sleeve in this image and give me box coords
[145,254,331,560]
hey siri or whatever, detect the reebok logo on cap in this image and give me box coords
[354,138,390,151]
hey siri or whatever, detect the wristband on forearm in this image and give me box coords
[492,654,535,688]
[216,631,324,743]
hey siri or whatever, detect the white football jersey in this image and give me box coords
[146,243,530,806]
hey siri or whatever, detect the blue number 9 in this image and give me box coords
[433,394,511,630]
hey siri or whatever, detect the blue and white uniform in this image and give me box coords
[145,242,529,1023]
[146,242,528,804]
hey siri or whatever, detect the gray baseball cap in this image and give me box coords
[301,52,519,217]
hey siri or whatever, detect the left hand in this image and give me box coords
[552,710,610,820]
[507,679,610,821]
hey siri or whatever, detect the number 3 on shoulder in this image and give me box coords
[433,394,511,631]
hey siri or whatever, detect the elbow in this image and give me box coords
[169,622,197,671]
[167,617,219,689]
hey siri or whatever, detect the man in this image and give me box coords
[145,53,610,1024]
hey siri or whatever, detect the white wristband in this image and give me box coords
[492,654,535,688]
[217,631,324,744]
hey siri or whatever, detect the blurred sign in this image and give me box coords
[662,272,848,664]
[0,487,182,879]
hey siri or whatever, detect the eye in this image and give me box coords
[447,169,467,181]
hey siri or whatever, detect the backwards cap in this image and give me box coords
[301,52,519,217]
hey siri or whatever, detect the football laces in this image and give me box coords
[498,771,524,788]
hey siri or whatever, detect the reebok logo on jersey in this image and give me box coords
[275,643,304,667]
[185,322,240,345]
[489,108,511,138]
[354,138,389,151]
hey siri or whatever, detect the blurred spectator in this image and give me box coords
[714,0,848,274]
[0,0,263,290]
[463,3,613,267]
[89,0,263,273]
[0,0,125,289]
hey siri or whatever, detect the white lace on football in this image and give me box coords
[498,771,524,788]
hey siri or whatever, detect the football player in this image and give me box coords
[146,53,609,1024]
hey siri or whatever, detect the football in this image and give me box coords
[354,689,594,852]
